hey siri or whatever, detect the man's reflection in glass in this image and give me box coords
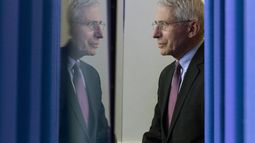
[60,0,110,143]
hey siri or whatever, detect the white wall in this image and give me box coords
[122,0,174,142]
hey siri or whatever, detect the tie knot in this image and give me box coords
[72,62,82,81]
[73,62,80,72]
[175,61,182,72]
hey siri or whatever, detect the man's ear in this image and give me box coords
[187,21,200,38]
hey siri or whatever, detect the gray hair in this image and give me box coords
[158,0,204,38]
[67,0,99,25]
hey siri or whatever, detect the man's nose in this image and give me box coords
[94,26,103,39]
[153,26,162,38]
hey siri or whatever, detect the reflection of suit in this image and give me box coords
[143,45,204,143]
[59,44,110,143]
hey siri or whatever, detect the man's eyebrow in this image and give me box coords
[155,20,169,24]
[87,20,102,23]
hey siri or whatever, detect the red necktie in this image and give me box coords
[167,61,182,127]
[73,63,89,125]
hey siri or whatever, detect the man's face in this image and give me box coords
[71,4,103,56]
[153,5,189,59]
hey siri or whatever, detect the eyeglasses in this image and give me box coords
[152,20,192,31]
[79,20,106,31]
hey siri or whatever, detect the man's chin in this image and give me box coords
[159,49,168,55]
[84,49,97,56]
[77,47,96,56]
[160,49,172,56]
[86,52,96,56]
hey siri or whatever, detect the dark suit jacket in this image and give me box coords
[143,45,204,143]
[59,44,110,143]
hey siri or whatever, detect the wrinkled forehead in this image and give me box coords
[154,5,176,22]
[80,4,102,22]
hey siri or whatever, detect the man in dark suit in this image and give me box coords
[143,0,204,143]
[59,1,110,143]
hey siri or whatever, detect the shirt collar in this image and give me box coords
[67,56,80,73]
[178,40,203,72]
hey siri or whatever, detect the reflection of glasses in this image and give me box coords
[79,21,106,31]
[152,20,191,31]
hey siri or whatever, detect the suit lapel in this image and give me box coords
[66,74,90,136]
[160,64,175,139]
[80,63,97,136]
[167,45,204,139]
[61,47,90,139]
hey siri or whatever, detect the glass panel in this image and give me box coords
[60,0,112,142]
